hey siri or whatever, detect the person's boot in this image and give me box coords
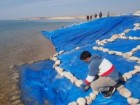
[101,86,116,98]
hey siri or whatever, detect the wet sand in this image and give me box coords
[0,28,56,105]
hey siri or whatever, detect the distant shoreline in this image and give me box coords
[21,14,117,21]
[21,10,140,21]
[21,16,86,21]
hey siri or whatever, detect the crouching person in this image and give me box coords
[80,51,120,98]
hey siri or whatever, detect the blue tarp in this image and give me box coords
[19,15,140,105]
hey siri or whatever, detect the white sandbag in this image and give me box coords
[54,66,63,73]
[96,40,104,46]
[134,27,140,30]
[85,96,92,105]
[131,48,138,53]
[68,101,78,105]
[107,38,114,42]
[93,91,99,95]
[75,47,80,50]
[102,48,109,52]
[96,40,100,45]
[99,42,104,46]
[134,65,140,70]
[111,34,119,40]
[51,56,57,61]
[117,85,132,98]
[59,72,65,77]
[128,70,137,75]
[122,53,131,58]
[75,80,83,87]
[63,72,73,80]
[128,36,134,40]
[129,56,139,61]
[124,73,132,80]
[134,65,140,72]
[98,47,104,51]
[124,29,131,33]
[115,51,123,56]
[119,33,125,36]
[125,52,133,57]
[134,23,140,27]
[119,36,128,39]
[93,46,98,50]
[127,97,139,105]
[96,40,100,44]
[53,53,59,57]
[100,40,107,44]
[59,50,64,55]
[77,97,86,105]
[108,51,115,54]
[55,60,61,66]
[89,93,97,100]
[136,45,140,49]
[71,76,78,83]
[133,36,139,40]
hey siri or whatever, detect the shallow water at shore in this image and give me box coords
[0,19,84,105]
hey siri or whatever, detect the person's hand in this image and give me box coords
[80,83,90,91]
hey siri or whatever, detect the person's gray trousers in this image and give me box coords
[90,76,117,92]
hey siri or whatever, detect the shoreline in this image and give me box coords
[0,19,85,105]
[0,20,66,105]
[0,32,56,105]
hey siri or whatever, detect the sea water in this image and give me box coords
[0,19,85,105]
[0,19,84,65]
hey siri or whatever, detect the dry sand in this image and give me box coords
[0,29,56,105]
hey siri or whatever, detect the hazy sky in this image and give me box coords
[0,0,140,20]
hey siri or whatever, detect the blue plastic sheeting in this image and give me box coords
[42,15,140,52]
[19,60,92,105]
[104,39,140,53]
[19,15,140,105]
[126,30,140,37]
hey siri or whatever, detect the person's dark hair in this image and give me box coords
[80,51,91,60]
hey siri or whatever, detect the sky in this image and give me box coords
[0,0,140,20]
